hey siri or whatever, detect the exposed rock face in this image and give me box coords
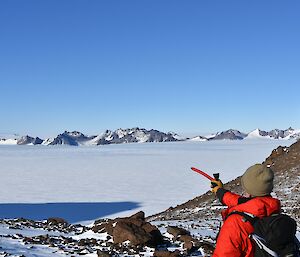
[44,132,79,146]
[17,135,43,145]
[264,142,300,173]
[93,211,164,247]
[246,127,300,139]
[41,128,178,146]
[43,131,96,146]
[210,129,247,140]
[268,127,297,139]
[92,128,178,145]
[113,220,152,245]
[263,141,300,220]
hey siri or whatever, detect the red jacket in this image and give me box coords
[212,189,281,257]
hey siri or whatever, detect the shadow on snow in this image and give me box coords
[0,201,141,223]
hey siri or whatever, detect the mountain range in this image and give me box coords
[0,127,299,146]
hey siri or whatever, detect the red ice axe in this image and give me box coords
[191,167,220,181]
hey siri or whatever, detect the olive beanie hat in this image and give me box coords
[241,164,274,196]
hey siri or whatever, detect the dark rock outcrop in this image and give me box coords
[167,226,190,239]
[93,211,164,247]
[17,135,43,145]
[209,129,247,140]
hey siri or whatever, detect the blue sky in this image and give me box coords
[1,1,299,137]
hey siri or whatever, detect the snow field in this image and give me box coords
[0,140,294,222]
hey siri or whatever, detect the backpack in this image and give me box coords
[227,211,300,257]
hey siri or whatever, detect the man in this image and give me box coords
[211,164,281,257]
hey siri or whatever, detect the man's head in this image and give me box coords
[241,164,274,197]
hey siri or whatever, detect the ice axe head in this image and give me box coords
[211,173,221,189]
[213,173,220,180]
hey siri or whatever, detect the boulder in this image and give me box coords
[167,226,190,239]
[47,217,68,226]
[200,241,215,255]
[97,250,111,257]
[113,220,152,245]
[129,211,145,220]
[92,211,164,247]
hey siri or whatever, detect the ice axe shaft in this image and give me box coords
[191,167,217,181]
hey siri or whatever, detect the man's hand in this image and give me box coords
[211,179,223,194]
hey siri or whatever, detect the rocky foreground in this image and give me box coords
[0,212,214,257]
[0,140,299,256]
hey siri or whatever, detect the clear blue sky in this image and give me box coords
[1,1,299,137]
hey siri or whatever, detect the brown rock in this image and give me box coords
[104,222,115,235]
[97,250,111,257]
[92,222,106,233]
[184,240,194,251]
[142,222,164,245]
[93,211,163,247]
[127,212,145,227]
[47,217,68,225]
[167,226,190,239]
[200,241,215,255]
[113,220,152,246]
[178,234,193,242]
[129,211,145,220]
[78,238,97,246]
[178,234,197,253]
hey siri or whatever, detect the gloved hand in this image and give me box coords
[211,179,223,194]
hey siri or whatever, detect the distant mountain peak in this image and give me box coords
[17,135,43,145]
[210,129,247,140]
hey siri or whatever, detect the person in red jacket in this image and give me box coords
[211,164,281,257]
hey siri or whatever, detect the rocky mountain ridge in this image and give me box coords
[1,127,299,146]
[190,127,300,141]
[0,128,179,146]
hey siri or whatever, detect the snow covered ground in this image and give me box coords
[0,140,295,223]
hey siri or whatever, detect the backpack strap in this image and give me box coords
[251,234,280,257]
[226,211,259,225]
